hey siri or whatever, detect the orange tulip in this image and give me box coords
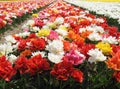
[106,50,120,71]
[68,30,76,40]
[63,40,71,51]
[20,49,32,57]
[80,31,93,39]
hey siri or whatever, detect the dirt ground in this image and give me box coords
[0,18,31,44]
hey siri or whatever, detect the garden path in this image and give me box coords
[0,17,31,43]
[0,0,56,44]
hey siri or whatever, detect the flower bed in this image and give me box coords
[86,0,120,2]
[0,0,55,33]
[0,0,120,89]
[64,0,120,30]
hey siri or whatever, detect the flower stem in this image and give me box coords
[24,77,27,89]
[60,80,63,89]
[20,74,26,89]
[3,80,6,89]
[37,73,40,88]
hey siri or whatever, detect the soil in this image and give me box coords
[0,18,31,44]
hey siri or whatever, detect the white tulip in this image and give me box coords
[88,48,106,63]
[8,54,17,64]
[102,36,118,44]
[55,17,64,24]
[5,35,17,43]
[88,32,102,41]
[48,52,64,63]
[46,40,64,54]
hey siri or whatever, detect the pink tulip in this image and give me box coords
[62,50,85,65]
[47,30,59,40]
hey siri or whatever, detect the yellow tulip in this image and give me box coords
[37,29,50,37]
[96,42,112,55]
[32,14,38,17]
[59,25,68,31]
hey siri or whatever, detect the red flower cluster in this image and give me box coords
[79,18,91,27]
[79,44,95,58]
[111,45,120,53]
[71,69,83,83]
[51,61,83,83]
[13,35,21,41]
[114,72,120,82]
[0,56,16,81]
[100,23,120,39]
[27,54,50,75]
[15,54,50,75]
[15,57,29,74]
[29,38,46,51]
[35,19,44,27]
[51,61,74,81]
[18,37,46,51]
[0,18,6,29]
[28,33,37,39]
[18,40,28,51]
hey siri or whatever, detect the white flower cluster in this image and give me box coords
[55,17,64,24]
[0,43,13,55]
[15,32,30,38]
[46,40,64,63]
[5,35,17,43]
[7,54,17,64]
[31,26,40,32]
[87,48,106,63]
[56,29,68,37]
[65,0,120,24]
[88,32,102,41]
[102,36,118,44]
[22,20,35,31]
